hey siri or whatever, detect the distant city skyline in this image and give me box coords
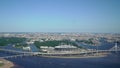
[0,0,120,33]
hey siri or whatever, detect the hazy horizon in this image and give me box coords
[0,0,120,33]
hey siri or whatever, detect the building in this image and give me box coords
[23,46,31,51]
[40,46,54,53]
[54,44,78,51]
[40,45,79,53]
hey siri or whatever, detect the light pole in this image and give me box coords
[115,42,118,54]
[96,45,98,56]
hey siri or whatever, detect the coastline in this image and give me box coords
[40,52,109,58]
[40,54,107,59]
[0,59,15,68]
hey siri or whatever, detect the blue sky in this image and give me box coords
[0,0,120,33]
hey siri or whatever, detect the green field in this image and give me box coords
[0,37,26,46]
[34,40,83,49]
[0,63,4,67]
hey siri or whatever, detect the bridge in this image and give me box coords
[0,43,120,58]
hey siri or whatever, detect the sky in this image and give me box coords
[0,0,120,33]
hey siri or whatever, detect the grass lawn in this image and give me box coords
[0,63,4,67]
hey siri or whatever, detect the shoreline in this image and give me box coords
[40,54,107,59]
[0,58,14,68]
[40,52,110,58]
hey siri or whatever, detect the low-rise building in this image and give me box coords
[54,44,78,51]
[40,46,55,53]
[23,46,31,51]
